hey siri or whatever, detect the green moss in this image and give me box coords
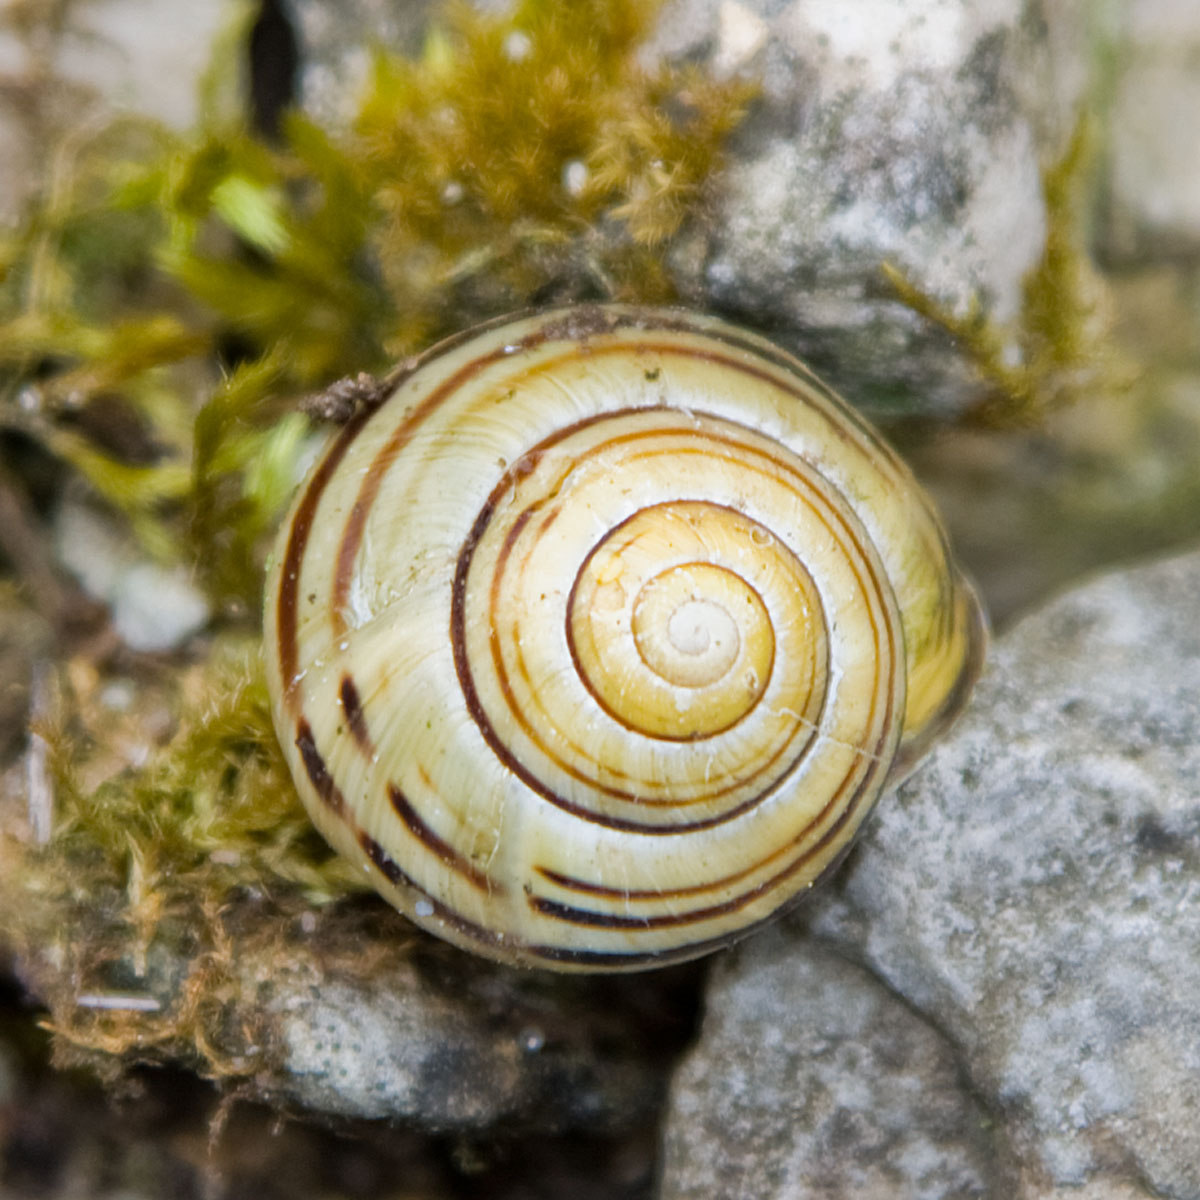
[0,0,754,1079]
[1,634,370,1076]
[0,0,755,610]
[48,642,361,904]
[885,116,1129,427]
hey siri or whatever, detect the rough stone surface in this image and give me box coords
[660,934,997,1200]
[808,549,1200,1195]
[661,546,1200,1199]
[1106,0,1200,259]
[282,0,1080,415]
[648,0,1064,414]
[239,915,698,1132]
[281,0,440,124]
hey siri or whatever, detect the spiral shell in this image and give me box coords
[265,306,984,971]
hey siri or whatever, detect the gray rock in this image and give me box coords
[651,0,1060,414]
[281,0,440,125]
[282,0,1082,415]
[50,0,231,130]
[1016,0,1102,148]
[2,883,689,1136]
[804,547,1200,1196]
[55,501,210,653]
[1106,0,1200,259]
[660,934,997,1200]
[240,923,692,1132]
[661,547,1200,1198]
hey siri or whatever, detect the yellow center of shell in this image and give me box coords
[569,505,790,738]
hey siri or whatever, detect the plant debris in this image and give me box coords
[0,0,754,1081]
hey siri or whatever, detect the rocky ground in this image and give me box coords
[663,547,1200,1199]
[3,1,1200,1198]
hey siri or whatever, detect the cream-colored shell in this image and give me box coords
[265,306,984,971]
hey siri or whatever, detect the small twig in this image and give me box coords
[0,460,109,641]
[25,660,53,844]
[299,372,391,423]
[75,992,162,1012]
[300,359,420,424]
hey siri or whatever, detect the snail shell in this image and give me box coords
[265,305,984,972]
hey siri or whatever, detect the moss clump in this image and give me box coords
[1,637,369,1076]
[0,0,755,613]
[358,0,754,335]
[885,116,1130,427]
[0,0,754,1080]
[42,641,363,911]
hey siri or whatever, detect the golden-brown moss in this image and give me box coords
[1,635,374,1078]
[0,0,755,611]
[0,0,754,1080]
[884,117,1130,427]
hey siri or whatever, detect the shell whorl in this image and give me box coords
[265,305,984,971]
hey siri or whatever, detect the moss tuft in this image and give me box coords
[0,0,755,612]
[2,636,370,1077]
[0,0,754,1082]
[885,116,1131,427]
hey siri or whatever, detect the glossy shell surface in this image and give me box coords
[265,306,984,971]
